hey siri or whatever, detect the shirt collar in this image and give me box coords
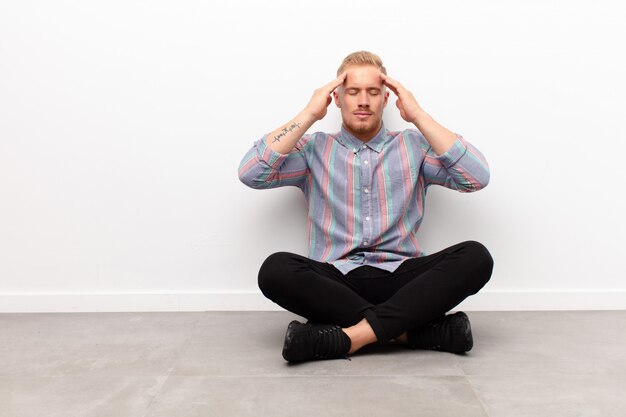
[338,123,389,154]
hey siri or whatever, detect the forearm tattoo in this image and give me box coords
[272,122,302,143]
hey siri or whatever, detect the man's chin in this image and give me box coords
[346,121,379,136]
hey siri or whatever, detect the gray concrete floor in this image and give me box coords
[1,310,626,417]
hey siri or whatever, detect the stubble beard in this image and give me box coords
[344,117,382,139]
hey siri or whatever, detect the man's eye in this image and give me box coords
[347,91,358,95]
[370,91,380,96]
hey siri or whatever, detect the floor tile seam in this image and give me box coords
[463,374,492,417]
[158,374,472,379]
[0,374,178,382]
[462,372,626,378]
[466,372,626,380]
[139,314,205,417]
[0,374,472,380]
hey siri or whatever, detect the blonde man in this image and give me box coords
[239,51,493,362]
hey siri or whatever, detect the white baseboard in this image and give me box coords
[1,290,625,313]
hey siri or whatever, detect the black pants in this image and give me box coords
[258,240,494,345]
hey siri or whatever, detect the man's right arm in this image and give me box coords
[266,72,347,155]
[238,73,346,189]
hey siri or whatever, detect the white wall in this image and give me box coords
[1,0,625,312]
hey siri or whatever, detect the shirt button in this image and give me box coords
[363,241,369,245]
[365,216,370,221]
[364,188,369,194]
[352,148,357,153]
[364,160,369,165]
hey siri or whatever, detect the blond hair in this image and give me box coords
[337,51,387,76]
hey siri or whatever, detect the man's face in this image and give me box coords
[333,64,389,142]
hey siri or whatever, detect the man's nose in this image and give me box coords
[358,91,370,107]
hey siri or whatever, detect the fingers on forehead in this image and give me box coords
[384,76,399,86]
[333,73,347,85]
[384,80,399,91]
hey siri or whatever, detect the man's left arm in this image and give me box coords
[381,74,456,155]
[382,74,490,192]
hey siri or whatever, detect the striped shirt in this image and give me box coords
[238,123,490,275]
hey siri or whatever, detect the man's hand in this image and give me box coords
[380,74,426,124]
[382,73,458,155]
[305,72,347,121]
[265,72,346,155]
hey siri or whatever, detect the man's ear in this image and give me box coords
[333,90,342,108]
[383,90,390,107]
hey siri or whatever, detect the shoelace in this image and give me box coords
[312,325,351,360]
[410,317,449,350]
[422,320,446,350]
[411,314,471,352]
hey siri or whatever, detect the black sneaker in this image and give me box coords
[282,320,352,362]
[406,311,473,353]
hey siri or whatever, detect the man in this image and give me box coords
[238,51,493,362]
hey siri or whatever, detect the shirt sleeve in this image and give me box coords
[238,134,310,190]
[420,133,490,192]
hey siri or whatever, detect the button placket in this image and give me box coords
[359,148,373,248]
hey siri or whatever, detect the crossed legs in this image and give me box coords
[258,241,494,356]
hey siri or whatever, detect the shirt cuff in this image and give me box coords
[256,134,290,169]
[433,134,468,169]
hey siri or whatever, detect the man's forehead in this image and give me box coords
[343,65,384,88]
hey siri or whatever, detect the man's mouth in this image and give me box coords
[354,112,372,119]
